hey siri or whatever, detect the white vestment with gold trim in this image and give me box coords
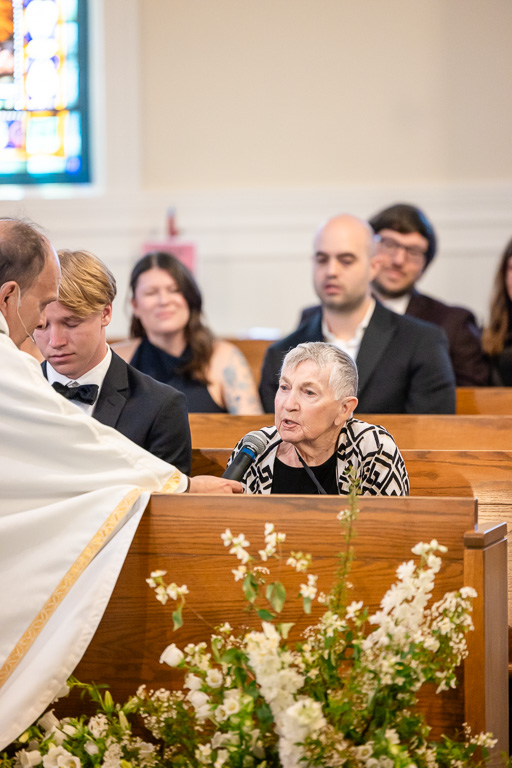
[0,313,187,748]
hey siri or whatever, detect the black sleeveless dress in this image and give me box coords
[130,338,227,414]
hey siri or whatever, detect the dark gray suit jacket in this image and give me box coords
[43,351,191,474]
[299,290,489,387]
[259,301,456,414]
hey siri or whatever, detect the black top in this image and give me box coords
[271,451,338,495]
[130,338,227,414]
[491,334,512,385]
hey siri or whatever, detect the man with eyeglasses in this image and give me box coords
[259,213,456,414]
[369,203,489,387]
[297,204,489,387]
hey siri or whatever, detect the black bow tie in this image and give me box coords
[52,381,99,405]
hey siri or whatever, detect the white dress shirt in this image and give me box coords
[377,293,410,316]
[46,348,112,416]
[322,298,376,361]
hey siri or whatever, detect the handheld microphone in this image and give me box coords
[223,430,269,481]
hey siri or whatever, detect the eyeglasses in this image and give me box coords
[377,235,427,264]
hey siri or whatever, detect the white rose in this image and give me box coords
[184,673,202,690]
[18,750,42,767]
[37,711,60,734]
[160,643,184,667]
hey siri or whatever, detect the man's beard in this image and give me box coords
[321,291,368,314]
[372,276,411,300]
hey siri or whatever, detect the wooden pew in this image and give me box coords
[69,494,507,756]
[190,447,512,621]
[457,387,512,414]
[189,413,512,450]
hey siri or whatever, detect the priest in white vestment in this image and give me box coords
[0,218,240,748]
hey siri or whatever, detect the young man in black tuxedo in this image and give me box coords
[259,214,456,414]
[34,248,192,473]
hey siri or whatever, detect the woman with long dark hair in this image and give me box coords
[113,252,263,413]
[482,237,512,385]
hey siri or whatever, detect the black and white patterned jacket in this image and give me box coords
[228,418,409,496]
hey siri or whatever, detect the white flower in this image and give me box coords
[346,600,364,620]
[160,643,184,667]
[154,585,168,605]
[230,543,250,564]
[206,668,223,688]
[232,565,247,582]
[146,569,167,588]
[18,750,42,767]
[184,673,202,690]
[42,746,80,768]
[187,689,210,710]
[214,748,229,768]
[299,573,318,600]
[87,713,108,738]
[195,743,212,763]
[37,711,60,734]
[83,742,99,756]
[101,743,123,768]
[232,533,250,549]
[47,728,66,747]
[221,529,232,546]
[166,583,189,600]
[60,723,76,737]
[222,689,241,715]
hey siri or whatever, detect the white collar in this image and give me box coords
[377,293,411,316]
[322,298,376,361]
[46,347,112,389]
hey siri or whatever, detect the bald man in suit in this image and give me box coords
[259,214,456,414]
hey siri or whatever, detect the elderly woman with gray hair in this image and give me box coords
[228,342,409,495]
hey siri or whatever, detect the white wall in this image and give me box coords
[2,0,512,339]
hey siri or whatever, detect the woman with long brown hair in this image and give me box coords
[113,252,263,413]
[482,237,512,385]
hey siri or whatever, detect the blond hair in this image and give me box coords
[57,249,117,317]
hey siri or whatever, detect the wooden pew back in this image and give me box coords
[457,387,512,414]
[71,495,507,753]
[189,413,512,450]
[190,447,512,622]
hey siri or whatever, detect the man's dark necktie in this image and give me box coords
[52,381,99,405]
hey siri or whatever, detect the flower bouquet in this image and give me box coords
[0,489,501,768]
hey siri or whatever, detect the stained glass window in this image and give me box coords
[0,0,90,185]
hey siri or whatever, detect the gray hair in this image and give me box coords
[0,218,49,292]
[280,342,358,400]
